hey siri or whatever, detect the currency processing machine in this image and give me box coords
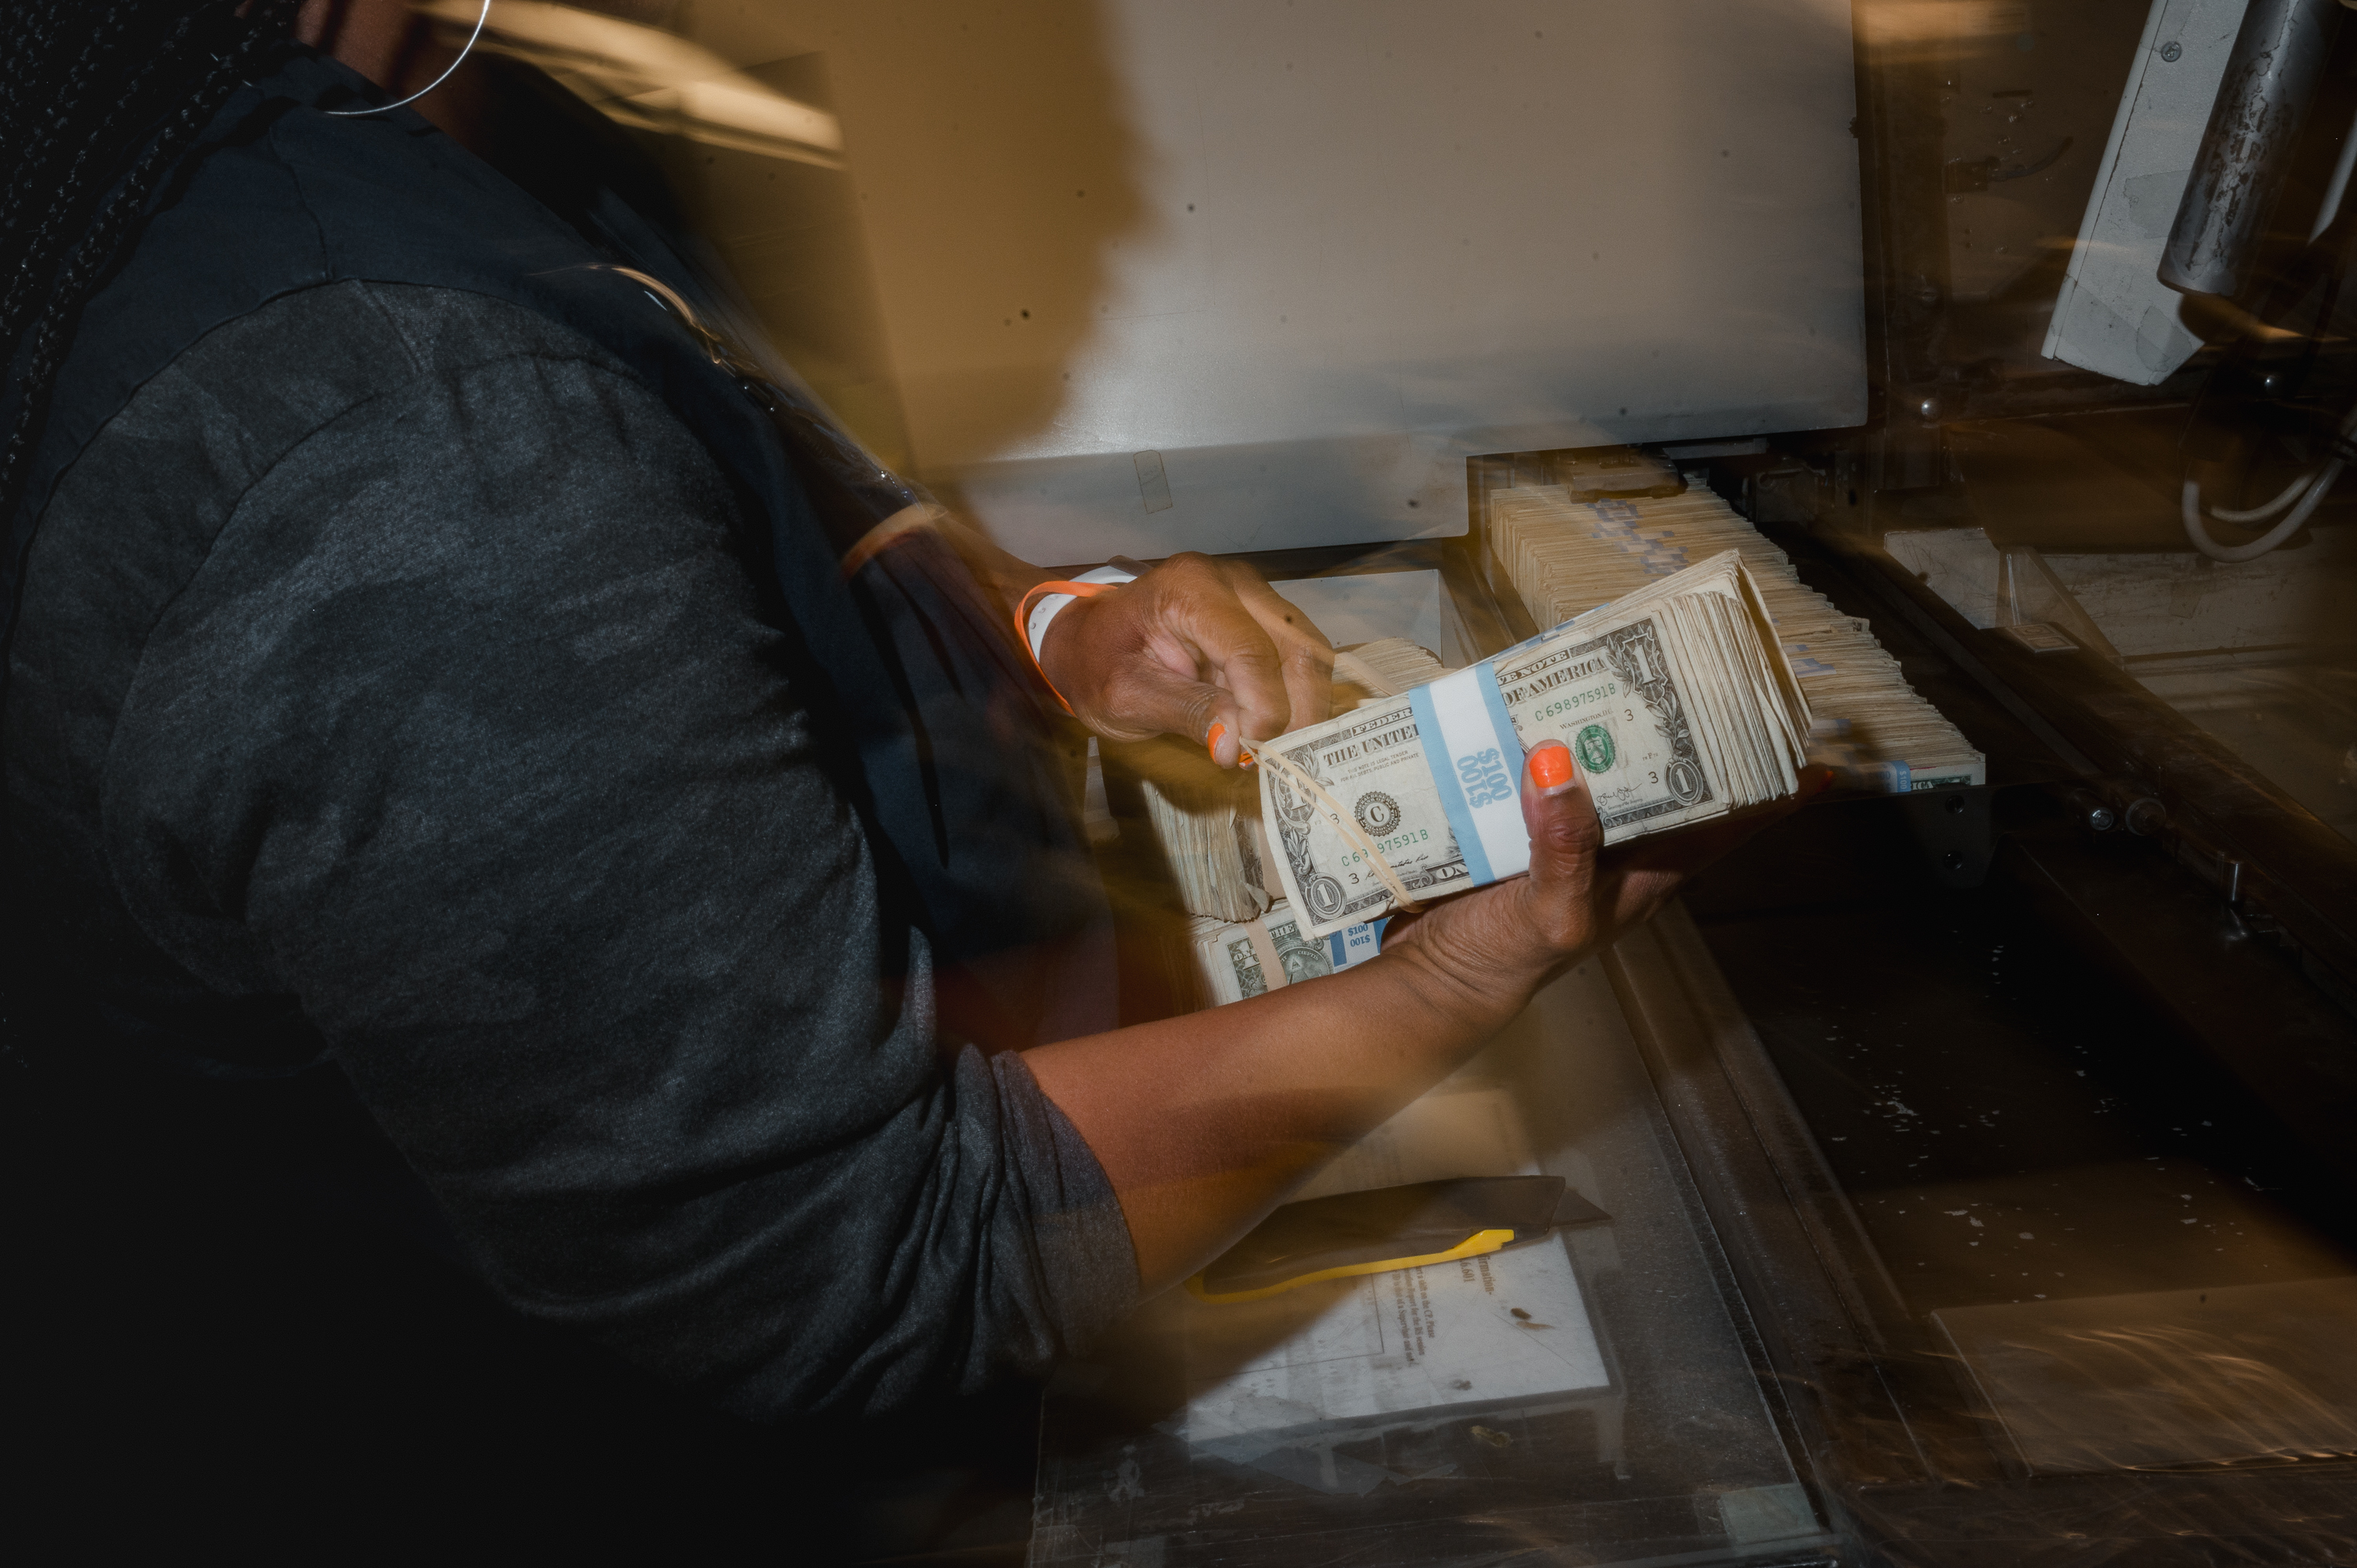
[519,1,2357,1561]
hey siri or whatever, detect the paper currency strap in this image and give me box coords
[1411,665,1534,887]
[1245,659,1531,916]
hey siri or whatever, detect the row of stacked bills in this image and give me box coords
[1488,484,1984,793]
[1182,899,1385,1008]
[1258,549,1813,940]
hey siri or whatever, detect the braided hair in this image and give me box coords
[0,1,302,540]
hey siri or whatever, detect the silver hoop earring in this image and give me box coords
[326,0,493,117]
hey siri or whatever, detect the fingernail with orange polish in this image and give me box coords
[1527,742,1576,795]
[1208,722,1228,763]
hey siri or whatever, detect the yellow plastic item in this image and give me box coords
[1182,1227,1519,1306]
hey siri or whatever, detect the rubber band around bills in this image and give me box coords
[1236,738,1428,918]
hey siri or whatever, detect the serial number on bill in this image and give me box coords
[1337,827,1432,866]
[1530,681,1618,723]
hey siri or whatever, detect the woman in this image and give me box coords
[2,0,1785,1463]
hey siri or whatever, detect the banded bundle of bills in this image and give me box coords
[1489,485,1983,792]
[1185,899,1385,1008]
[1257,551,1810,939]
[1128,637,1450,923]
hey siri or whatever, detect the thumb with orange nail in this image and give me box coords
[1525,738,1578,797]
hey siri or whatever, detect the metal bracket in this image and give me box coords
[1897,785,1994,888]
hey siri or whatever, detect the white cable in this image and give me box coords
[2181,465,2334,560]
[2183,416,2355,562]
[2207,469,2313,524]
[325,0,492,117]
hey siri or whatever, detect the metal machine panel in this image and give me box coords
[765,0,1868,562]
[2044,0,2249,385]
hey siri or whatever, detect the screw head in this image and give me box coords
[2160,40,2183,62]
[1945,793,1967,815]
[1943,850,1966,872]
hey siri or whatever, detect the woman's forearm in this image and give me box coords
[1021,934,1533,1296]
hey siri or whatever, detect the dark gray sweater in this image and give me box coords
[3,277,1135,1417]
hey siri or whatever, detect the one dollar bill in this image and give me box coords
[1188,901,1384,1007]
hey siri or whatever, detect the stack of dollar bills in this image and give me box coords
[1184,899,1385,1008]
[1490,483,1984,794]
[1124,637,1451,923]
[1258,549,1811,940]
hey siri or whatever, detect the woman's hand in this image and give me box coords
[1037,553,1334,766]
[1380,742,1827,1028]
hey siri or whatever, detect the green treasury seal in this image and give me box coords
[1573,723,1617,774]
